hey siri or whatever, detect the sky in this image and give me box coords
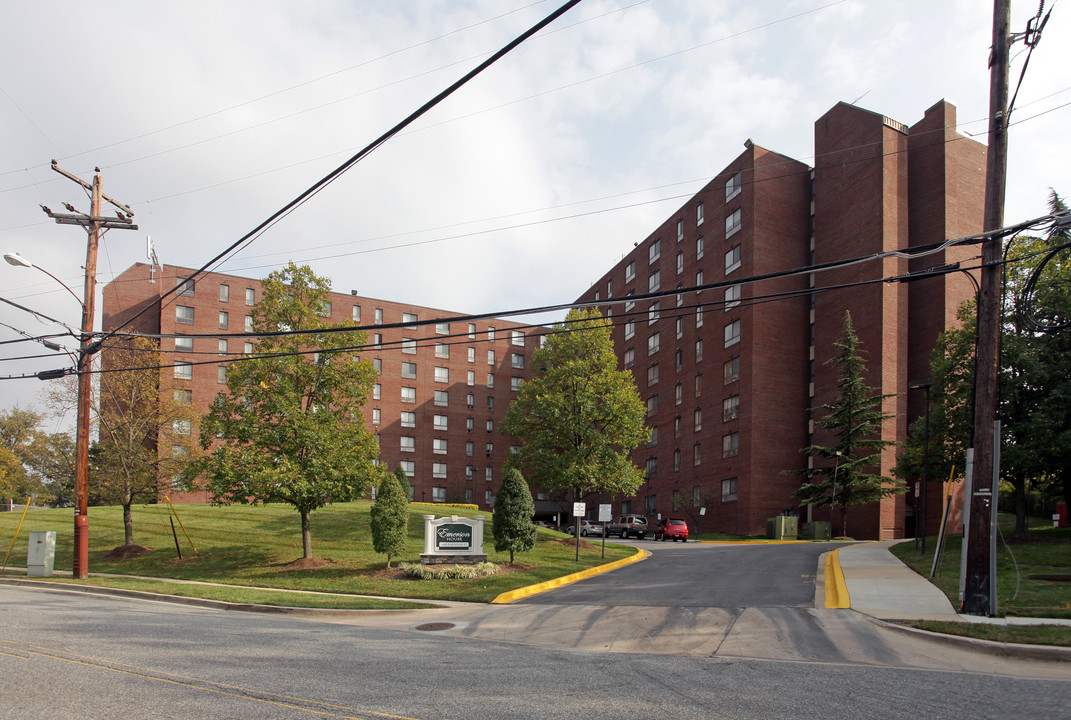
[2,0,1069,428]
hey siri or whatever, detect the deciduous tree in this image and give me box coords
[492,468,535,563]
[504,308,648,502]
[194,263,380,559]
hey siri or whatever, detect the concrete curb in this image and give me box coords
[490,547,650,604]
[824,548,850,609]
[875,617,1071,662]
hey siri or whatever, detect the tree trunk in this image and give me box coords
[123,497,134,546]
[301,509,312,559]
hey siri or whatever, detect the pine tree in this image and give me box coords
[371,466,410,568]
[795,311,904,537]
[492,468,536,563]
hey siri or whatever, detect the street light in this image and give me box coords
[6,249,95,579]
[909,379,933,556]
[831,451,841,538]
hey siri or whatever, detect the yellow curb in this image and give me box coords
[490,548,650,604]
[824,548,851,609]
[697,539,810,544]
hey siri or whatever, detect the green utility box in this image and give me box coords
[799,521,831,541]
[766,516,798,540]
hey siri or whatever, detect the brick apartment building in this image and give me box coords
[101,263,539,512]
[573,100,985,540]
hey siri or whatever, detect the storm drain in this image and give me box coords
[415,622,456,631]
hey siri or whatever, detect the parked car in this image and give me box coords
[566,520,605,537]
[654,517,689,542]
[604,514,647,539]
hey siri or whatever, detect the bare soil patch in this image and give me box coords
[277,557,334,571]
[102,544,152,560]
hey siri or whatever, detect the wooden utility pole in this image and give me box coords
[963,0,1010,616]
[44,162,137,578]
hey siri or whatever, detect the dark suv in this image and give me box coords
[605,514,647,539]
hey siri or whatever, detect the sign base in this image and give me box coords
[420,554,488,566]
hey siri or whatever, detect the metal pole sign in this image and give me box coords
[573,502,585,561]
[599,504,612,558]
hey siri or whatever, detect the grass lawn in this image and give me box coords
[0,501,634,605]
[889,515,1071,647]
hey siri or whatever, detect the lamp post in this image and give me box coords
[831,451,841,538]
[909,380,933,555]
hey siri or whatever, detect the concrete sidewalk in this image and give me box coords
[835,539,1071,626]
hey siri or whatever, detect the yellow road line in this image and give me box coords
[490,547,650,604]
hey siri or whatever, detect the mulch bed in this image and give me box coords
[102,544,153,560]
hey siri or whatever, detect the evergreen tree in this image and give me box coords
[492,468,535,563]
[795,311,903,537]
[503,308,648,501]
[371,466,410,568]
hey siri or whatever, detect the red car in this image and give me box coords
[654,518,689,542]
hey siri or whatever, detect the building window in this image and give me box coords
[467,393,475,408]
[674,382,682,406]
[400,436,415,453]
[725,245,741,275]
[485,489,494,505]
[648,301,660,325]
[399,338,415,354]
[511,330,525,346]
[174,389,192,405]
[318,301,332,318]
[433,414,448,431]
[511,353,524,369]
[399,461,415,477]
[401,362,417,379]
[719,396,739,424]
[467,370,475,386]
[467,347,476,363]
[352,304,361,322]
[243,341,253,354]
[215,311,227,330]
[511,377,523,392]
[694,408,702,431]
[688,443,698,467]
[647,395,659,416]
[648,426,658,447]
[648,332,660,355]
[623,348,634,368]
[607,279,613,297]
[433,439,447,455]
[726,171,742,201]
[696,306,704,328]
[173,419,191,436]
[695,339,703,362]
[673,449,681,472]
[724,320,741,347]
[722,477,738,502]
[432,485,447,500]
[373,358,382,374]
[372,408,381,425]
[624,320,635,340]
[245,288,255,306]
[435,322,449,335]
[645,457,658,478]
[466,442,474,458]
[675,349,683,372]
[724,357,740,384]
[468,323,476,339]
[624,290,636,313]
[725,284,741,310]
[374,308,383,325]
[245,315,253,333]
[487,349,496,365]
[176,306,194,324]
[434,390,449,407]
[486,396,495,411]
[433,464,447,481]
[647,364,659,387]
[218,339,228,356]
[373,383,381,400]
[485,443,494,458]
[434,367,449,383]
[175,336,193,351]
[676,251,684,275]
[485,419,494,433]
[725,208,741,238]
[648,270,661,293]
[488,326,496,342]
[625,260,636,283]
[696,235,705,260]
[675,317,683,340]
[695,374,703,398]
[466,417,474,433]
[677,219,684,242]
[722,432,739,458]
[402,312,418,327]
[649,239,661,264]
[373,333,382,349]
[674,415,681,439]
[177,278,195,296]
[174,362,193,380]
[434,343,449,359]
[401,411,416,428]
[218,284,230,302]
[401,387,416,403]
[487,373,495,388]
[696,202,704,226]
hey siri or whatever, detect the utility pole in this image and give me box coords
[44,161,137,579]
[964,0,1010,616]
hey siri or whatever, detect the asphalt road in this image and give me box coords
[2,584,1070,720]
[520,539,835,607]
